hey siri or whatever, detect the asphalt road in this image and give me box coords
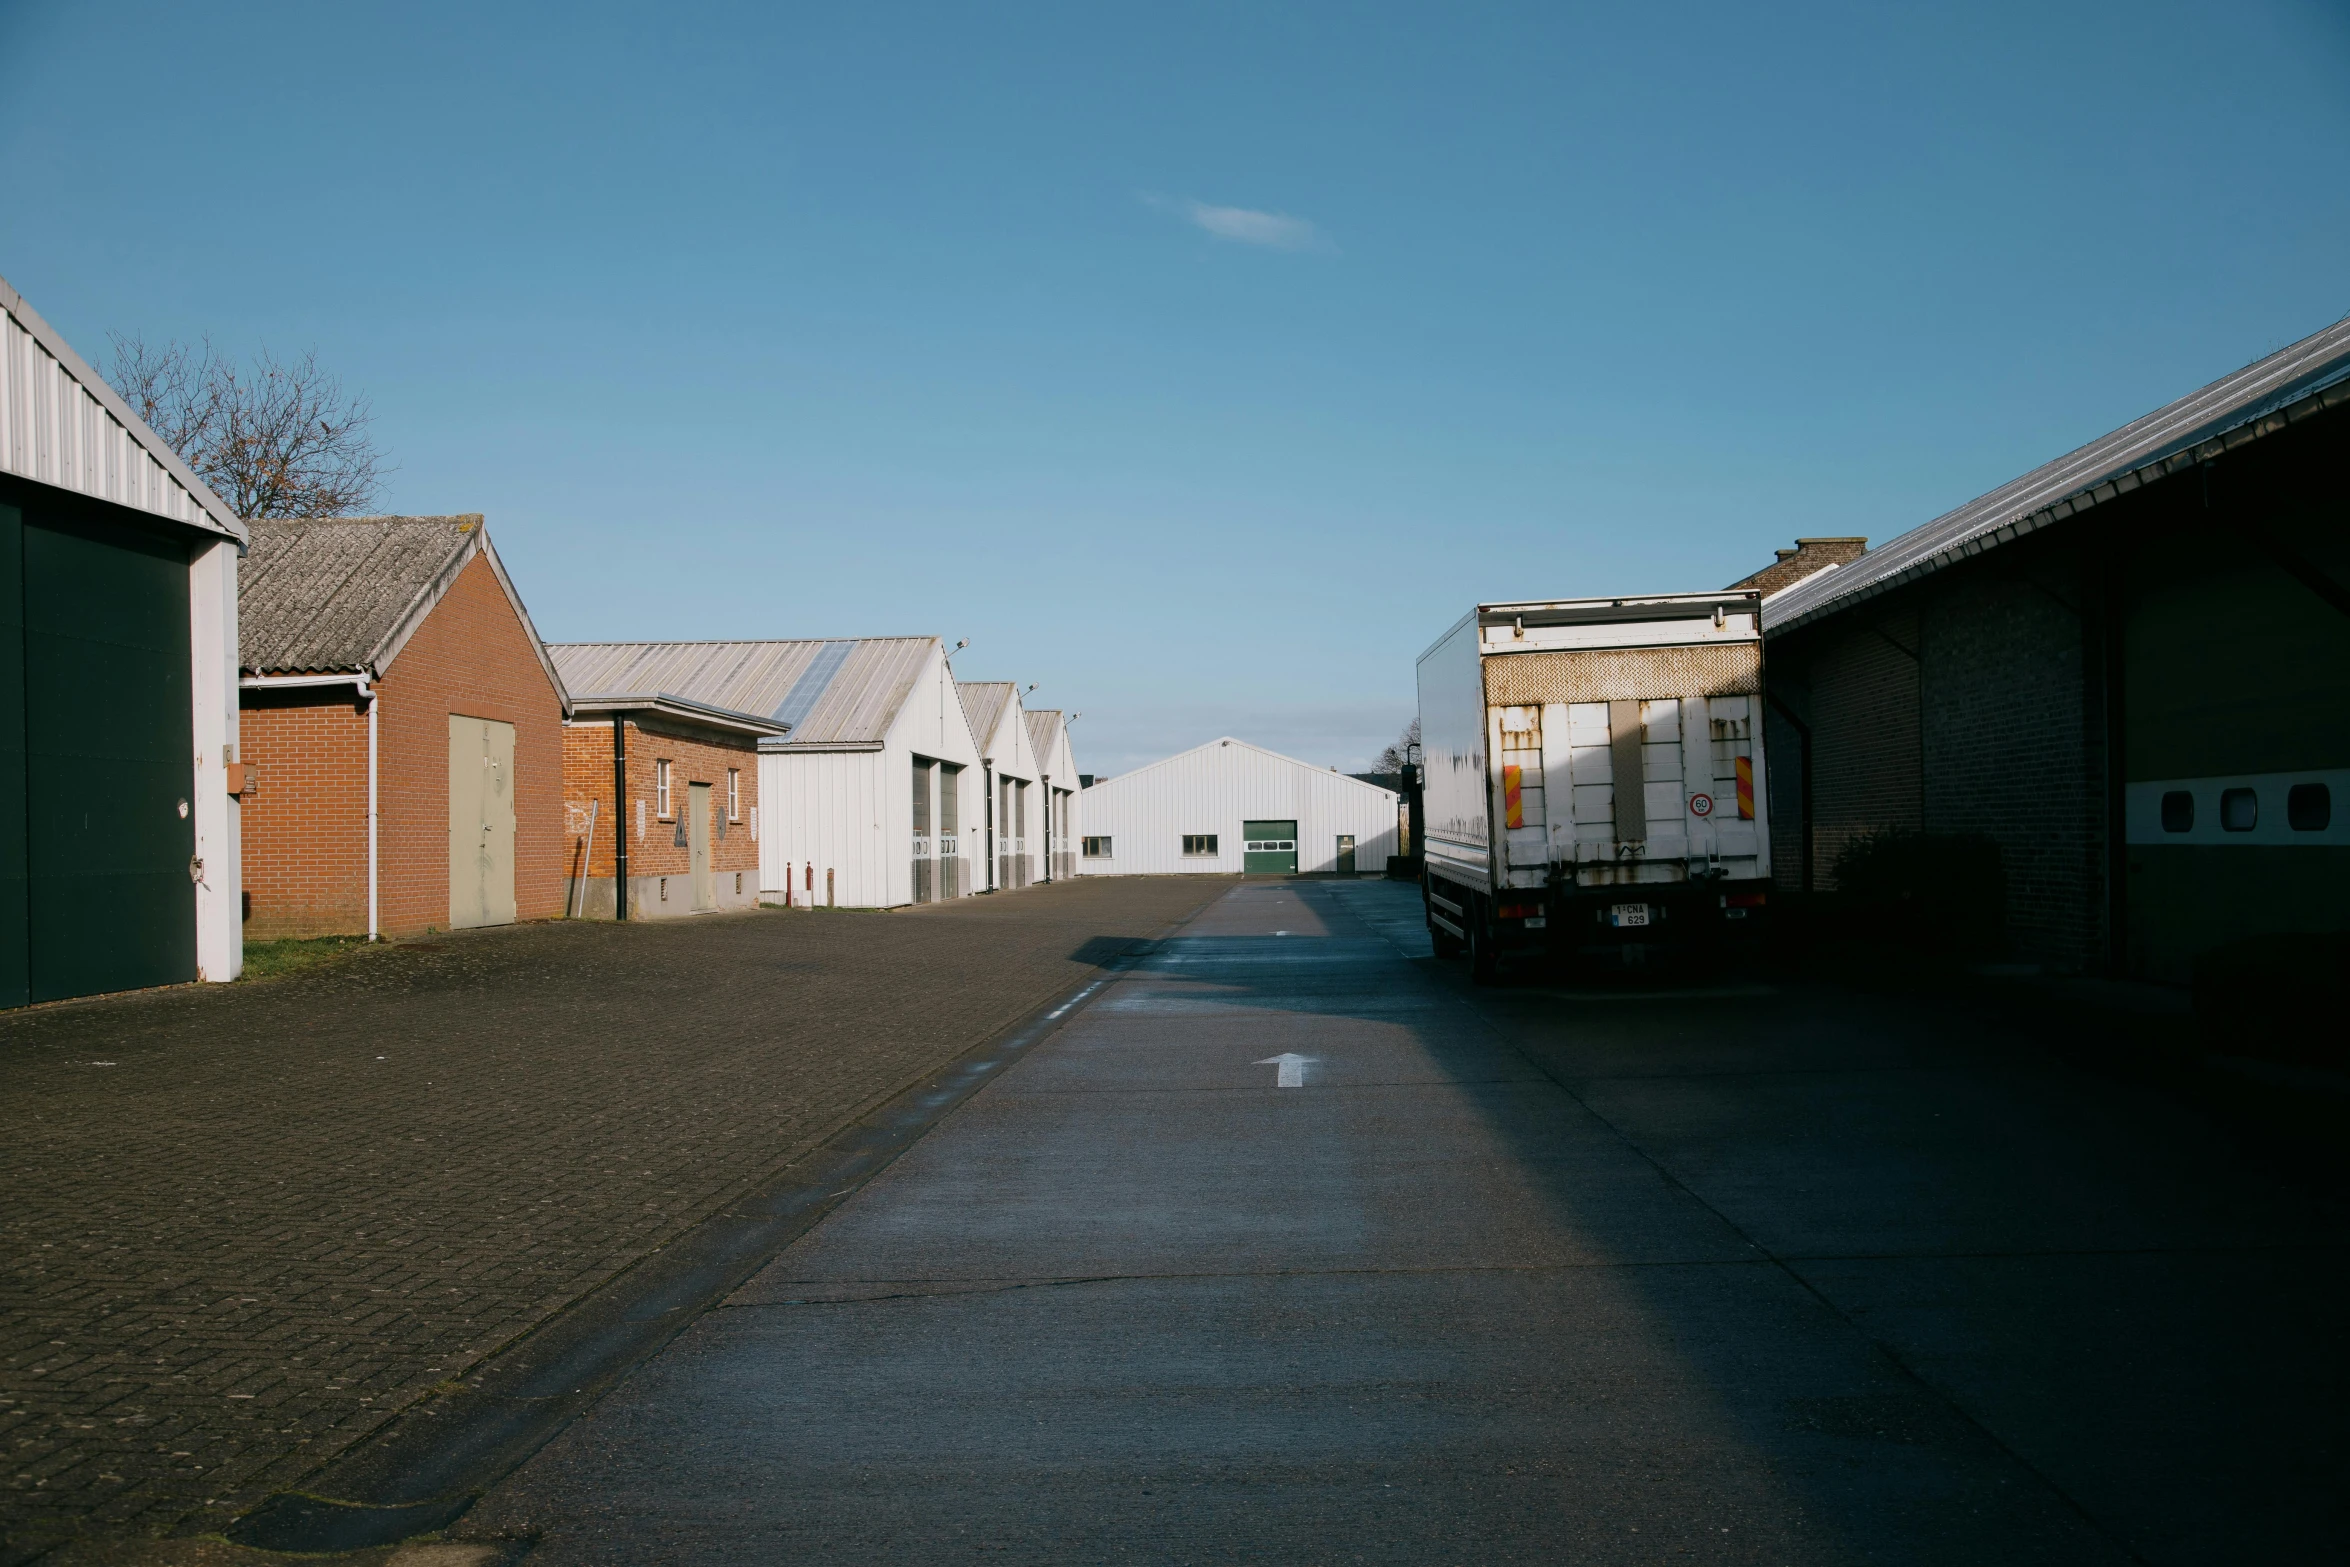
[460,878,2347,1565]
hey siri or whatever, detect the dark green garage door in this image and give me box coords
[1242,819,1298,875]
[0,496,196,1006]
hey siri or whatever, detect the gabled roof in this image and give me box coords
[0,272,245,542]
[1767,314,2350,635]
[239,516,565,705]
[550,638,938,749]
[1098,736,1400,797]
[1024,707,1064,768]
[956,682,1014,750]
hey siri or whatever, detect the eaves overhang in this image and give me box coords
[0,271,248,545]
[569,691,788,739]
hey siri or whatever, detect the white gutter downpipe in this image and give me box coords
[363,674,378,941]
[237,670,379,940]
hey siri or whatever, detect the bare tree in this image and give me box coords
[107,333,387,519]
[1374,716,1421,774]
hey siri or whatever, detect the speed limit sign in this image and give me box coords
[1688,793,1715,818]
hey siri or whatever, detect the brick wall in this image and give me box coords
[239,695,369,938]
[1806,608,1923,887]
[1919,553,2106,969]
[241,550,567,940]
[562,721,760,881]
[1769,539,2113,971]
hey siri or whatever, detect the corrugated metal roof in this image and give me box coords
[549,638,937,748]
[1024,707,1061,762]
[1767,315,2350,635]
[564,691,786,736]
[1,272,245,542]
[240,515,479,673]
[957,682,1013,750]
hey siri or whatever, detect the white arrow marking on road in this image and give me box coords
[1255,1052,1315,1088]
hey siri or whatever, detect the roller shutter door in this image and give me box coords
[0,494,196,1005]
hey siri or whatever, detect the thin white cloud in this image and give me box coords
[1146,194,1324,252]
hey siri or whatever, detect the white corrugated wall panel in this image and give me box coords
[757,651,984,909]
[1074,739,1399,877]
[760,750,887,906]
[0,280,240,539]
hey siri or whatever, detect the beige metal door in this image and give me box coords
[688,781,714,910]
[449,715,517,929]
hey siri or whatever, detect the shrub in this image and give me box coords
[1829,831,2007,956]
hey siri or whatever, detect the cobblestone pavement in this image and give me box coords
[0,877,1223,1560]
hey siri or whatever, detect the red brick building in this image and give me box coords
[238,515,570,939]
[554,687,780,919]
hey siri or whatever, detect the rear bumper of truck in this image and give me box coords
[1431,871,1770,961]
[1537,882,1769,957]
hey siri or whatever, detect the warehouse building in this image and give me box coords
[239,515,571,938]
[958,681,1043,891]
[543,652,786,918]
[1026,707,1080,880]
[0,273,245,1001]
[1077,737,1399,877]
[547,638,981,909]
[1762,317,2350,980]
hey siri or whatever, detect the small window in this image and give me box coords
[728,768,741,821]
[1182,834,1218,856]
[2288,782,2332,832]
[654,759,673,819]
[1082,836,1113,858]
[2220,787,2257,833]
[2160,791,2194,833]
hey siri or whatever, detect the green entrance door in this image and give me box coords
[1242,819,1298,875]
[0,498,197,1005]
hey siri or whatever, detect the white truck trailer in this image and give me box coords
[1416,591,1772,977]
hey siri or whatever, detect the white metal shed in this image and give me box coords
[957,681,1044,890]
[0,272,247,998]
[1076,737,1399,878]
[1025,708,1080,881]
[546,636,982,909]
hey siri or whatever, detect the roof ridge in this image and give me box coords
[549,635,937,648]
[249,513,483,527]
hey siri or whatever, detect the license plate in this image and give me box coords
[1610,903,1650,928]
[1523,916,1547,930]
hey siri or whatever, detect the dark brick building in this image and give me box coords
[1758,319,2350,979]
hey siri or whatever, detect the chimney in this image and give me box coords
[1729,536,1869,596]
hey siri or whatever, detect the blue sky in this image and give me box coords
[4,1,2347,775]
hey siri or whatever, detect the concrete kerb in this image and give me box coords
[211,917,1189,1557]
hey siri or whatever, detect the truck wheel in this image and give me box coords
[1467,910,1501,985]
[1428,912,1464,959]
[1425,884,1466,958]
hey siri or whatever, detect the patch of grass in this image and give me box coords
[239,934,371,981]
